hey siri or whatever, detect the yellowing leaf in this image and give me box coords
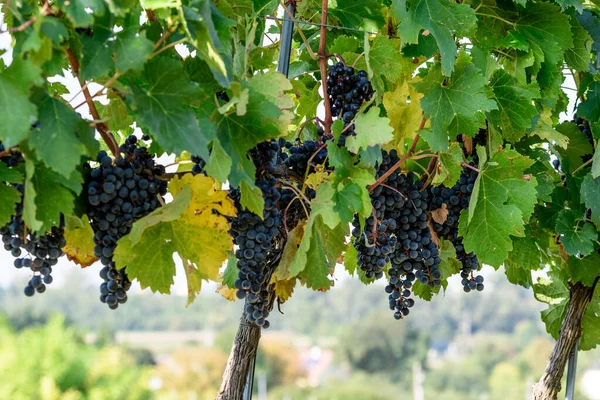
[383,80,424,153]
[115,175,235,305]
[273,277,296,303]
[62,215,97,268]
[217,284,238,301]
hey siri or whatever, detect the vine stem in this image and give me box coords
[533,279,599,400]
[368,116,426,192]
[66,49,120,157]
[572,157,593,175]
[461,162,479,173]
[318,0,333,135]
[70,71,121,110]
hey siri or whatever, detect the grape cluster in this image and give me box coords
[0,147,65,296]
[230,179,282,328]
[0,141,22,167]
[191,155,206,176]
[282,140,327,178]
[87,135,168,309]
[353,150,443,319]
[575,118,594,164]
[326,62,374,120]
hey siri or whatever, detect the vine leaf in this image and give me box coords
[413,51,497,151]
[513,3,574,67]
[240,180,264,217]
[29,92,93,179]
[566,254,600,286]
[382,80,423,152]
[565,15,593,72]
[533,109,569,149]
[115,175,235,305]
[26,161,81,234]
[131,57,214,161]
[581,174,600,226]
[55,0,104,27]
[432,143,463,187]
[62,215,97,268]
[0,164,22,227]
[487,69,540,143]
[0,64,38,147]
[534,269,570,341]
[581,285,600,351]
[504,237,541,288]
[556,121,593,172]
[393,0,477,75]
[459,148,538,267]
[329,0,385,29]
[346,107,394,154]
[577,81,600,124]
[555,210,597,257]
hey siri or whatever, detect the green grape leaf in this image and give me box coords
[534,270,569,340]
[581,286,600,350]
[80,14,113,80]
[532,109,569,149]
[141,0,180,9]
[346,107,394,154]
[393,0,477,75]
[115,175,235,305]
[504,237,541,288]
[55,0,105,27]
[215,75,292,188]
[0,183,20,227]
[459,149,538,267]
[577,10,600,54]
[62,215,97,268]
[27,162,80,234]
[566,253,600,286]
[565,15,593,72]
[240,180,264,217]
[204,139,232,183]
[329,0,385,29]
[581,174,600,226]
[577,81,600,124]
[514,3,573,66]
[222,253,238,289]
[114,28,153,73]
[487,69,539,143]
[432,143,463,187]
[333,183,363,224]
[131,58,213,161]
[413,51,497,151]
[0,75,37,147]
[555,210,596,257]
[504,263,533,288]
[556,122,593,173]
[0,162,24,184]
[366,36,405,83]
[329,35,360,54]
[29,93,91,179]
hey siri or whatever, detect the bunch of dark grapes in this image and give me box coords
[351,217,398,280]
[0,147,65,296]
[0,141,22,167]
[87,135,168,309]
[575,118,594,164]
[326,62,374,120]
[230,178,283,328]
[282,140,327,178]
[191,155,206,176]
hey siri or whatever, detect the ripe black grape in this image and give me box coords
[326,62,374,119]
[87,135,168,309]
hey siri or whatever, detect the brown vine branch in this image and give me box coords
[66,49,120,157]
[461,162,479,173]
[71,71,121,110]
[368,116,426,192]
[533,279,599,400]
[145,9,157,23]
[0,3,51,33]
[318,0,333,135]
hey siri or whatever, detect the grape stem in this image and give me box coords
[297,116,323,140]
[66,49,120,158]
[280,0,318,60]
[0,147,19,158]
[0,3,51,33]
[153,24,180,50]
[368,116,426,192]
[571,157,593,174]
[318,0,333,135]
[71,72,122,110]
[461,162,480,173]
